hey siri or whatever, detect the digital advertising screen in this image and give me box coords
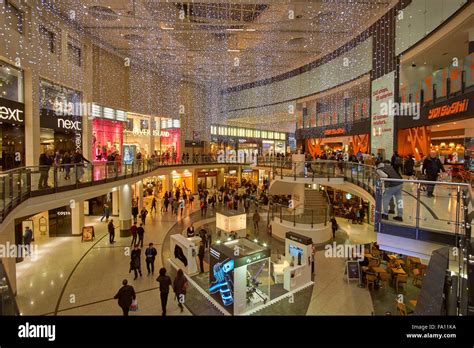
[209,246,234,314]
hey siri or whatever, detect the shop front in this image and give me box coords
[0,61,25,170]
[90,103,126,163]
[197,169,218,190]
[171,169,193,192]
[160,118,181,159]
[39,80,83,155]
[301,121,370,158]
[396,91,474,172]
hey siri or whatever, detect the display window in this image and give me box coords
[0,62,25,170]
[197,170,218,190]
[171,170,193,192]
[161,128,181,158]
[39,80,83,155]
[92,119,123,162]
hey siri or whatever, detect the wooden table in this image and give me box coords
[397,259,405,265]
[391,268,406,275]
[371,267,387,274]
[409,300,417,307]
[388,254,397,260]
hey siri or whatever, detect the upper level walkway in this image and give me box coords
[0,157,230,227]
[256,158,473,249]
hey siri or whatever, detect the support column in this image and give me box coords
[119,184,132,237]
[71,200,84,236]
[469,29,474,54]
[112,189,119,216]
[136,180,144,211]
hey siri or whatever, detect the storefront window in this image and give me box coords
[39,80,83,154]
[92,119,123,161]
[0,62,23,103]
[0,62,25,170]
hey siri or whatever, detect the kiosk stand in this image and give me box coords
[170,234,200,275]
[216,210,247,239]
[209,238,270,315]
[271,232,313,291]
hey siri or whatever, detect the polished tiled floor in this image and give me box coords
[16,199,381,316]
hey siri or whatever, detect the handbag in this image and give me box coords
[130,299,138,311]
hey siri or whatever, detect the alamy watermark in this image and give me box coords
[0,242,39,260]
[324,242,365,261]
[380,100,420,120]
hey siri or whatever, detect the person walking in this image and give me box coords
[199,228,208,249]
[376,161,404,222]
[145,243,157,275]
[38,150,53,189]
[114,279,136,316]
[330,216,338,240]
[72,150,90,183]
[422,150,445,198]
[179,197,185,217]
[100,203,110,222]
[108,219,116,244]
[156,268,172,316]
[404,154,415,177]
[173,269,188,313]
[198,241,205,273]
[62,151,72,180]
[186,224,195,238]
[164,195,170,212]
[172,199,179,216]
[151,197,157,214]
[23,226,33,256]
[130,222,138,246]
[130,244,142,280]
[252,210,260,235]
[140,207,148,225]
[137,223,145,248]
[132,204,139,224]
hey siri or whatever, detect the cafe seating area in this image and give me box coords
[360,245,424,315]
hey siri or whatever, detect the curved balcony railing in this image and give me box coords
[0,155,230,224]
[268,203,329,228]
[257,158,377,196]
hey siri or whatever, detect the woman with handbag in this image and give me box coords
[173,269,188,313]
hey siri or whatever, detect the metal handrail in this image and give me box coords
[0,156,245,224]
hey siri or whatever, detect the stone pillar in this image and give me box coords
[119,184,132,237]
[112,189,119,216]
[24,69,40,166]
[71,200,84,236]
[136,180,144,210]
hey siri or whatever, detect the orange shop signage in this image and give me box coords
[324,128,345,136]
[428,99,469,120]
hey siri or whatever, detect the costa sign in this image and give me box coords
[0,98,25,124]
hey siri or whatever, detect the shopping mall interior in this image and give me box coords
[0,0,473,337]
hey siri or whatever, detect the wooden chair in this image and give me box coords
[368,259,379,268]
[418,264,428,276]
[366,274,377,290]
[396,302,407,316]
[412,269,423,286]
[396,274,408,292]
[379,272,390,288]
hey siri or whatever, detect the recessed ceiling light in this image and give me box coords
[246,28,256,32]
[226,28,244,32]
[227,49,240,52]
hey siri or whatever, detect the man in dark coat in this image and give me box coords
[130,245,142,280]
[38,150,53,189]
[114,279,136,316]
[422,150,445,198]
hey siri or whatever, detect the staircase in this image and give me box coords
[304,189,329,213]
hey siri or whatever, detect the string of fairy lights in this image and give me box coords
[0,0,392,132]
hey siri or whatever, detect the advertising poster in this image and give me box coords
[81,226,95,242]
[371,71,395,160]
[209,246,234,314]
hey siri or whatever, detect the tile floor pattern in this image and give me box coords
[16,199,381,316]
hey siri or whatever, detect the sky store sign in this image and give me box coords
[0,98,25,125]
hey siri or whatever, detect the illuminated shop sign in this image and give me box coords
[428,99,469,120]
[0,98,25,124]
[324,128,345,136]
[125,128,170,137]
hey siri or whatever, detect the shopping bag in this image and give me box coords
[130,299,138,312]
